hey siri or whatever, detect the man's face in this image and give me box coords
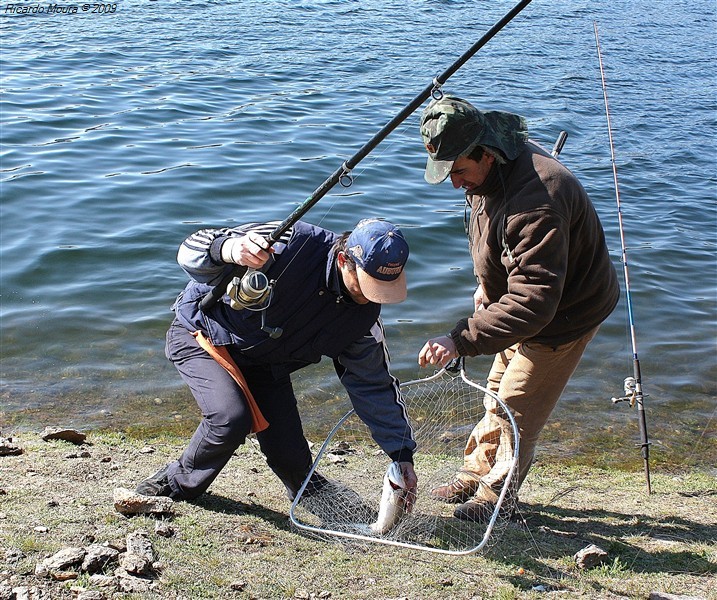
[448,152,495,193]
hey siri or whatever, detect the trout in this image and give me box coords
[369,461,409,534]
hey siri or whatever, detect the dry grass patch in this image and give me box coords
[0,431,714,599]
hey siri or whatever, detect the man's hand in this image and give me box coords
[399,461,418,513]
[221,232,273,269]
[418,335,458,368]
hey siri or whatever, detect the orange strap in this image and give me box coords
[191,331,269,433]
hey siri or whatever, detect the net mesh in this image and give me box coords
[290,360,519,555]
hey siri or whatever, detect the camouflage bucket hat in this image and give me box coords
[419,95,529,184]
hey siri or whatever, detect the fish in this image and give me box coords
[369,461,409,534]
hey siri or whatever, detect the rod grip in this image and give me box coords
[198,266,246,312]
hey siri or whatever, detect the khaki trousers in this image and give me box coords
[460,326,600,502]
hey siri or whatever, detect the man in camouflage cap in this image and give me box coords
[421,96,528,184]
[417,95,620,522]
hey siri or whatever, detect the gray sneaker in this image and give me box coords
[135,465,173,497]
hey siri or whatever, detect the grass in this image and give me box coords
[0,430,715,599]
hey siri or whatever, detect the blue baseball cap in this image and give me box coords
[347,219,409,304]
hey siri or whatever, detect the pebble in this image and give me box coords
[574,544,608,569]
[112,488,174,516]
[40,427,87,445]
[0,437,23,456]
[154,522,175,537]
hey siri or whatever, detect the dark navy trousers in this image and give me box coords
[163,320,317,500]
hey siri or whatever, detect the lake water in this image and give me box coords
[2,0,715,471]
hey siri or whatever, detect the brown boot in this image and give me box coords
[430,476,480,503]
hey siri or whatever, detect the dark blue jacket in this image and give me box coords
[172,220,415,463]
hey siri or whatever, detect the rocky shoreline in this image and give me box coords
[1,429,715,600]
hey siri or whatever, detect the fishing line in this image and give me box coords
[208,101,418,315]
[199,0,535,313]
[250,114,418,303]
[594,22,652,495]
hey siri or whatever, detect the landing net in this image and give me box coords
[290,359,519,555]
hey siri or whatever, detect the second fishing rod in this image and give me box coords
[199,0,534,313]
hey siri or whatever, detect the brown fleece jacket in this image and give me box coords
[451,141,620,356]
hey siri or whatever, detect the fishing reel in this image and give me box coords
[611,376,647,407]
[227,269,271,311]
[226,269,284,339]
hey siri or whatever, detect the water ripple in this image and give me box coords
[1,0,715,445]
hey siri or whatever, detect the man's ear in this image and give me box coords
[336,251,347,268]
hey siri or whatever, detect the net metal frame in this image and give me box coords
[289,359,520,555]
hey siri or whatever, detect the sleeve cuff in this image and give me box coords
[449,329,465,357]
[210,236,231,264]
[389,447,414,464]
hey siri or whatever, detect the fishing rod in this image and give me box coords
[199,0,534,312]
[594,22,652,495]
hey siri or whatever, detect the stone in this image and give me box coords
[649,594,706,600]
[41,547,85,571]
[573,544,608,569]
[116,573,154,594]
[125,531,154,561]
[326,453,347,464]
[88,574,117,588]
[81,544,119,574]
[4,548,24,564]
[0,438,23,456]
[10,587,29,600]
[113,488,174,516]
[154,522,174,537]
[40,427,87,445]
[33,563,49,578]
[119,554,153,577]
[77,591,106,600]
[50,570,78,581]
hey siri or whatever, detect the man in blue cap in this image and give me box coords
[135,218,417,507]
[417,95,619,521]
